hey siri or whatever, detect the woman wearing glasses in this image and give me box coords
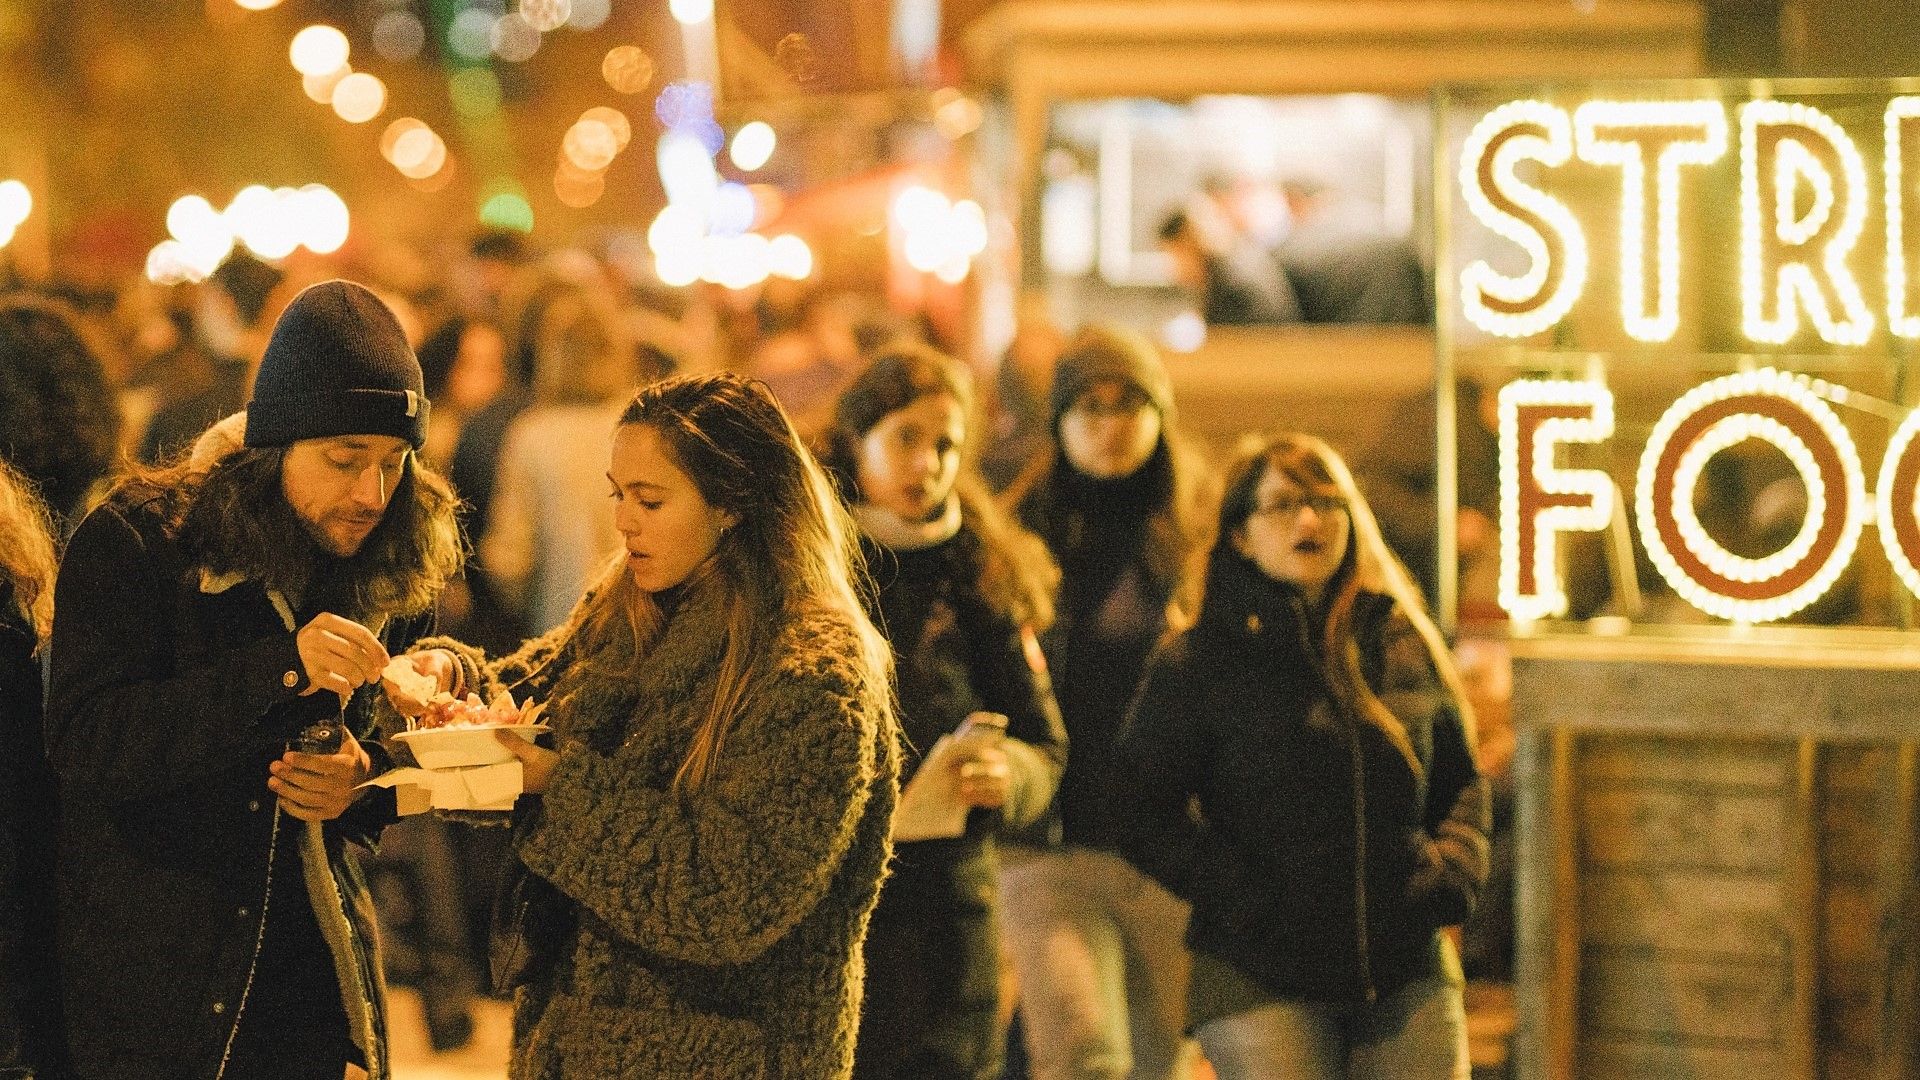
[1112,432,1488,1080]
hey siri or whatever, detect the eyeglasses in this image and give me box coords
[1250,493,1347,518]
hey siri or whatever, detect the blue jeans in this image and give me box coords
[1194,975,1469,1080]
[997,846,1199,1080]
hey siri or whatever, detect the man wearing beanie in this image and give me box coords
[45,281,466,1080]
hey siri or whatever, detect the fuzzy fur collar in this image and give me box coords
[552,577,735,754]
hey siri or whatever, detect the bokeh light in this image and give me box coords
[296,185,351,254]
[768,234,813,280]
[581,106,632,151]
[166,195,235,274]
[234,0,283,10]
[709,183,757,236]
[520,0,573,33]
[289,25,350,76]
[448,9,498,61]
[481,190,535,233]
[381,117,429,162]
[562,119,620,172]
[935,94,985,140]
[669,0,714,25]
[394,130,448,179]
[554,167,605,209]
[729,121,776,171]
[372,11,426,61]
[302,66,350,104]
[602,46,653,94]
[701,232,770,289]
[0,181,32,228]
[147,241,203,284]
[330,73,387,123]
[567,0,611,30]
[450,68,504,118]
[657,132,718,210]
[491,14,541,63]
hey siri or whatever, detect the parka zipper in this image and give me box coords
[1283,593,1378,1003]
[1350,723,1377,1003]
[215,805,281,1079]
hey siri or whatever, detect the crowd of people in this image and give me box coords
[0,230,1496,1080]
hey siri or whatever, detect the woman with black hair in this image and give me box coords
[1114,433,1489,1079]
[823,344,1067,1080]
[997,325,1213,1080]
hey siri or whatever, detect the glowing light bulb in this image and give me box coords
[290,25,350,77]
[563,119,620,172]
[729,122,776,171]
[330,73,386,124]
[602,46,654,95]
[768,234,813,280]
[669,0,713,25]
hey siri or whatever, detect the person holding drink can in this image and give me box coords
[45,281,464,1080]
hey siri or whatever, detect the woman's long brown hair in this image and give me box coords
[570,374,895,795]
[1214,432,1476,778]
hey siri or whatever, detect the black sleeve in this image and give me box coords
[324,609,438,851]
[961,598,1067,832]
[1374,607,1491,927]
[45,505,316,804]
[1109,635,1242,903]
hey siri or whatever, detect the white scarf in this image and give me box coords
[852,495,963,552]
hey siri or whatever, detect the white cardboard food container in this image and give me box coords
[392,723,549,771]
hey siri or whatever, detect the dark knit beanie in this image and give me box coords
[1049,323,1175,427]
[245,280,429,449]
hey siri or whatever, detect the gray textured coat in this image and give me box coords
[442,580,898,1079]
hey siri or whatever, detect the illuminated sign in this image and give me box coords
[1458,95,1920,346]
[1458,85,1920,625]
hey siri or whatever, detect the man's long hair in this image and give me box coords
[112,439,464,621]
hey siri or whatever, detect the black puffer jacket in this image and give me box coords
[1113,550,1489,1004]
[1013,463,1179,851]
[855,526,1066,1078]
[863,527,1067,850]
[45,497,414,1079]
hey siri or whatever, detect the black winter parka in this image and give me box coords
[45,497,411,1080]
[1113,551,1489,1005]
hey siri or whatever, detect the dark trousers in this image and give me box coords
[852,848,1003,1080]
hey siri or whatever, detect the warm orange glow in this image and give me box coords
[602,46,654,95]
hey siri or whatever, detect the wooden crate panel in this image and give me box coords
[1820,789,1882,882]
[1580,868,1785,961]
[1579,737,1790,791]
[1820,994,1876,1053]
[1579,787,1785,872]
[1821,882,1876,991]
[1577,1036,1780,1080]
[1579,953,1789,1043]
[1821,744,1889,793]
[1823,1048,1876,1080]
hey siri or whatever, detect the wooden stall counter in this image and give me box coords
[1509,627,1920,1080]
